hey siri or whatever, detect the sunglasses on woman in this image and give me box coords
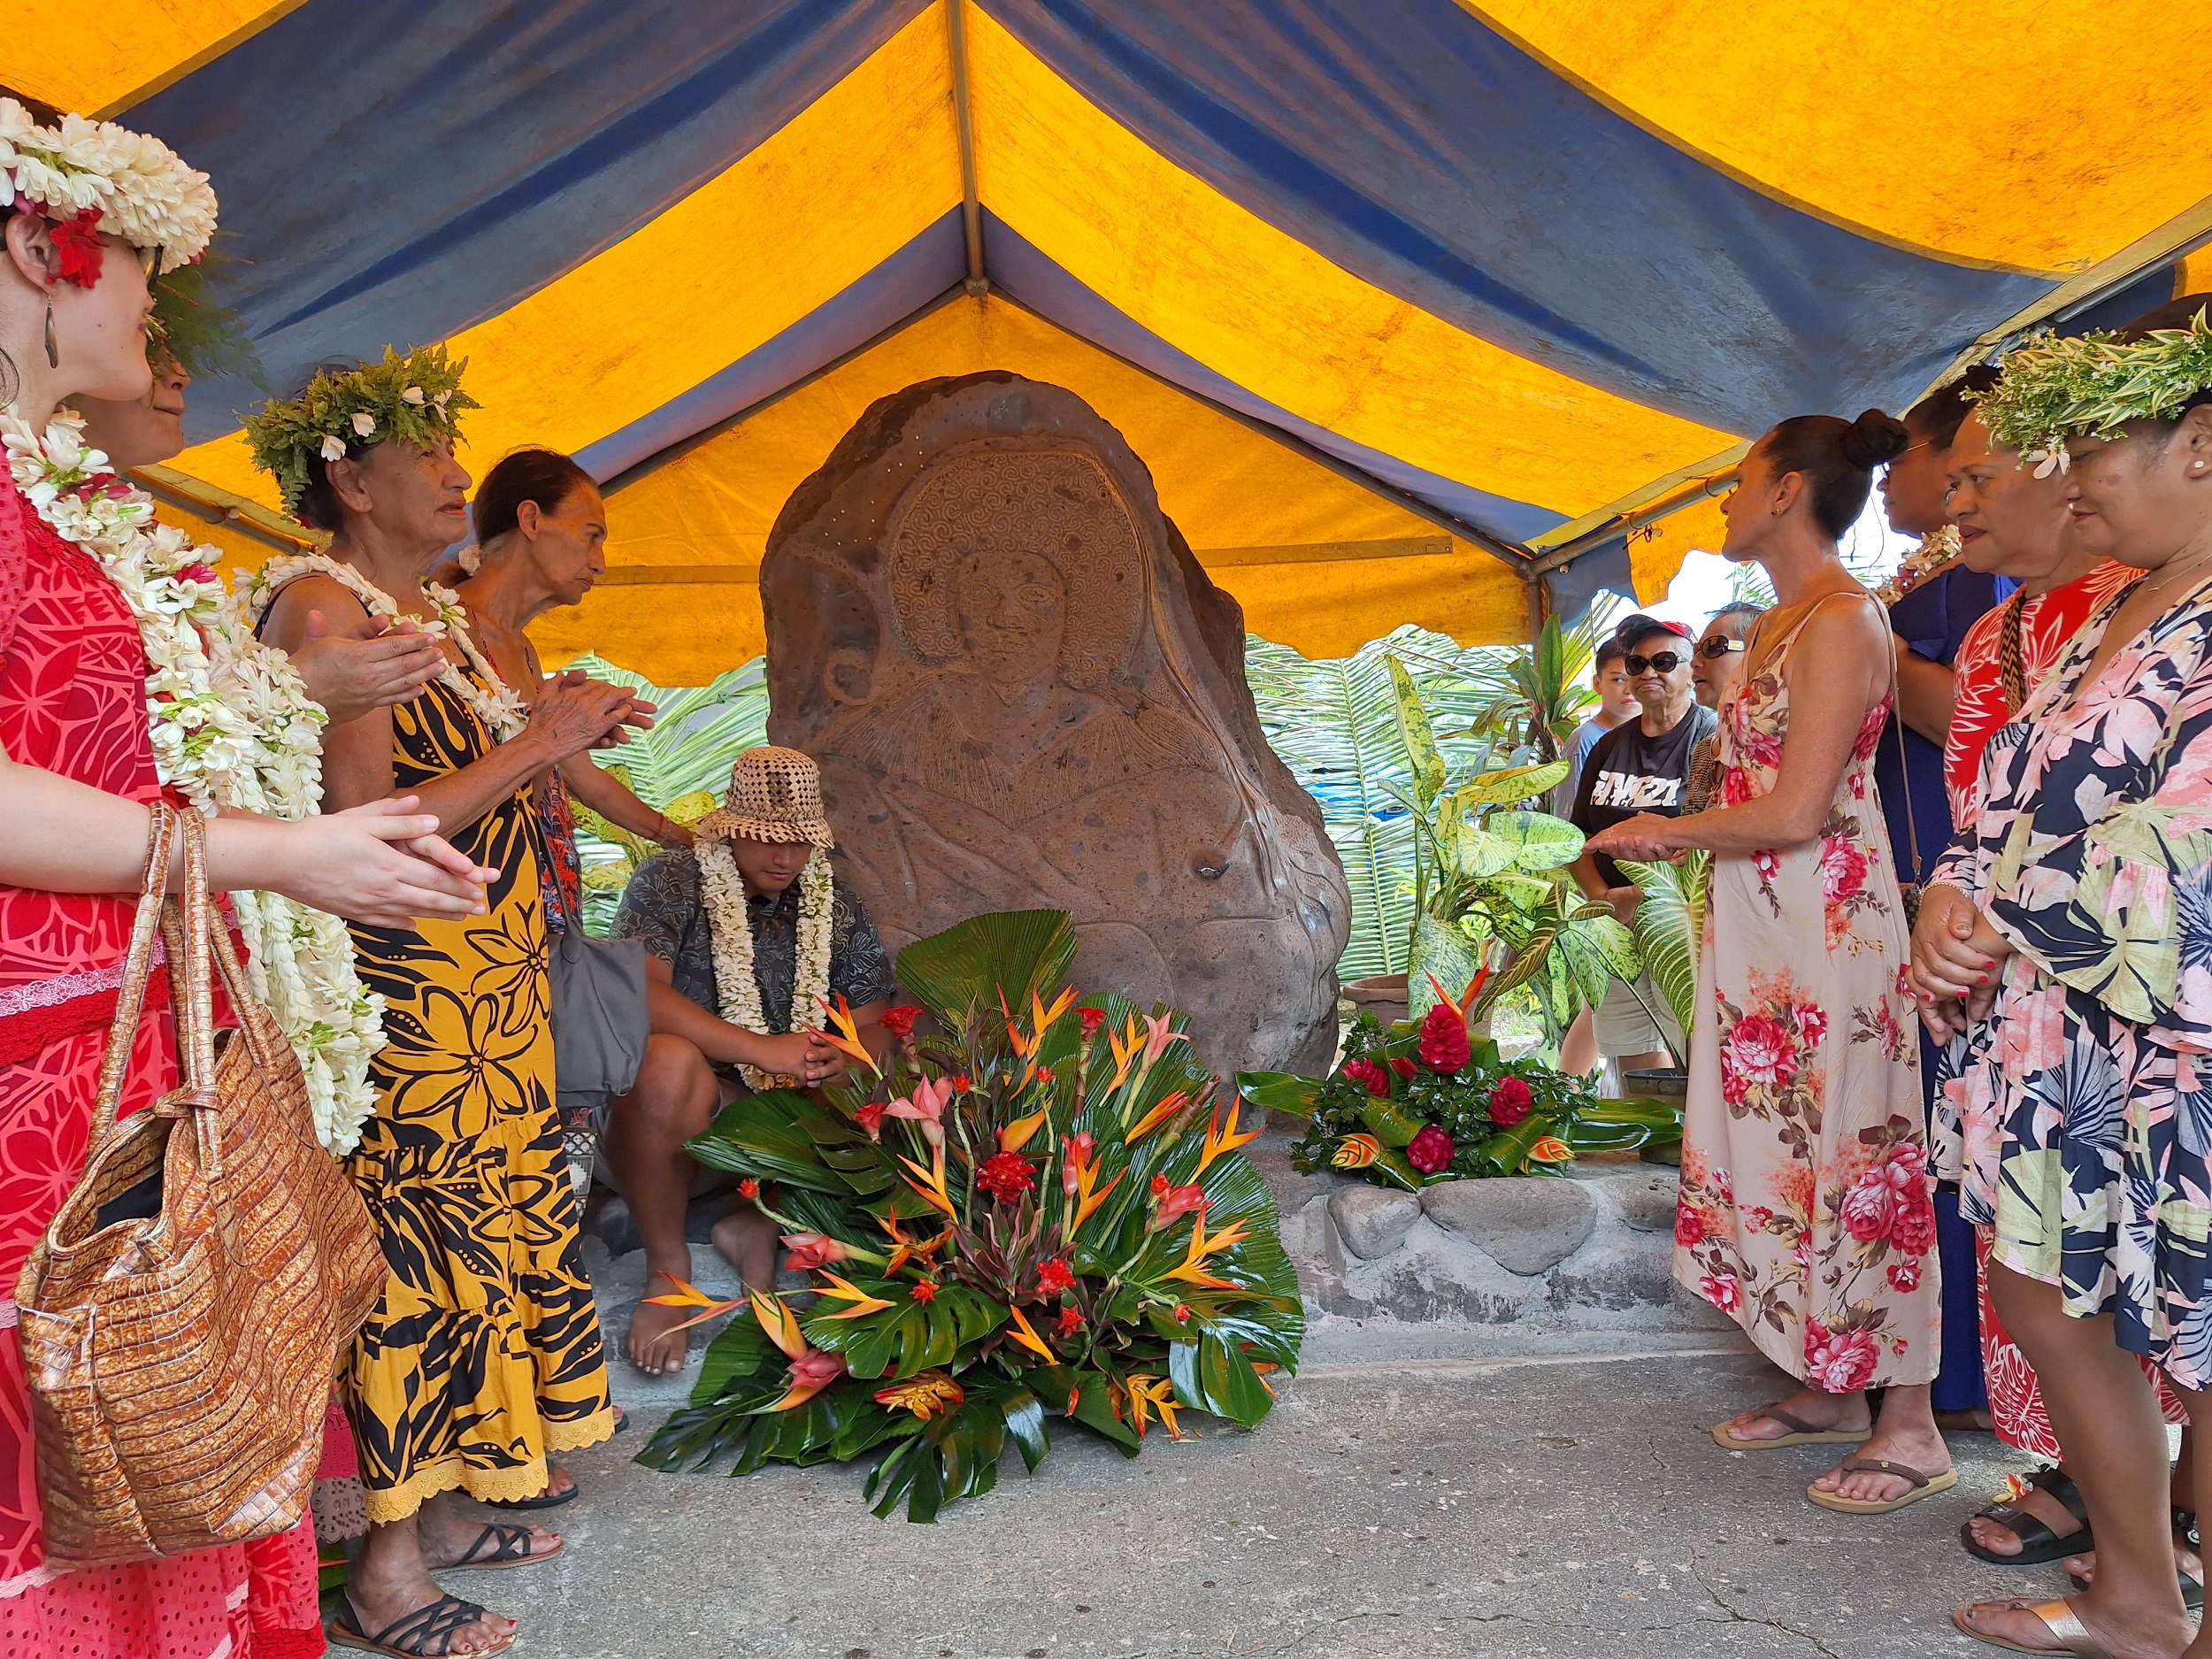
[1697,637,1747,659]
[1624,650,1685,675]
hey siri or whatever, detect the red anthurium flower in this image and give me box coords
[1418,1002,1471,1072]
[855,1102,887,1141]
[910,1278,940,1303]
[977,1150,1038,1203]
[1405,1124,1456,1174]
[1056,1305,1085,1338]
[47,209,107,288]
[1036,1257,1074,1294]
[1488,1076,1534,1128]
[879,1005,921,1040]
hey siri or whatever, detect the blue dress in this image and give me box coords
[1878,565,2010,1415]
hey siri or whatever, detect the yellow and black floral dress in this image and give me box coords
[342,670,614,1521]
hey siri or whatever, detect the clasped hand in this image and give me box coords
[1909,882,2016,1039]
[532,670,657,756]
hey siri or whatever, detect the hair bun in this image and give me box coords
[1839,408,1911,470]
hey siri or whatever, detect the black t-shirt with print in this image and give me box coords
[1570,703,1719,887]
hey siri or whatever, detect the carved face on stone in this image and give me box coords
[954,548,1065,684]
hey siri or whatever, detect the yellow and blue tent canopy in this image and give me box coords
[15,0,2211,682]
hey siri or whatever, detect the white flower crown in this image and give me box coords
[0,96,217,264]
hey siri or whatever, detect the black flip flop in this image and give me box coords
[327,1589,513,1657]
[1959,1468,2093,1565]
[477,1473,578,1512]
[439,1522,565,1573]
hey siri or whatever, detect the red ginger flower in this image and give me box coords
[1056,1305,1085,1337]
[1405,1124,1455,1174]
[1342,1057,1390,1097]
[977,1150,1038,1203]
[1418,1002,1471,1072]
[1487,1076,1533,1127]
[910,1278,939,1303]
[1036,1257,1074,1294]
[738,1178,761,1201]
[879,1005,921,1040]
[1078,1006,1106,1039]
[1389,1057,1417,1081]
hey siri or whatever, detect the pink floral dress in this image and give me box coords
[1675,593,1940,1390]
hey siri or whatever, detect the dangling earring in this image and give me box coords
[42,301,57,369]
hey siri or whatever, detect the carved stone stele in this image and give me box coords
[761,373,1351,1074]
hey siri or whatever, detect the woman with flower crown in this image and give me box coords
[0,98,497,1659]
[1911,296,2212,1658]
[246,356,639,1657]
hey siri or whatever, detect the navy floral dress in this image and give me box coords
[1932,572,2212,1387]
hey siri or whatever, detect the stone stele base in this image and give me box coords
[1279,1152,1736,1341]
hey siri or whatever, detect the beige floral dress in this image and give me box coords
[1675,593,1940,1390]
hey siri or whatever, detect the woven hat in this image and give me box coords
[695,746,834,850]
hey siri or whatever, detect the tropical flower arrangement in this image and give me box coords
[1249,990,1685,1191]
[635,909,1303,1522]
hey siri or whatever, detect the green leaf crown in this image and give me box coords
[242,344,479,514]
[1971,304,2212,471]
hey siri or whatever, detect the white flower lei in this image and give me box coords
[695,838,835,1091]
[240,551,528,741]
[1,410,385,1152]
[1870,526,1963,607]
[0,97,219,262]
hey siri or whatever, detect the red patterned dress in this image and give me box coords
[0,486,323,1657]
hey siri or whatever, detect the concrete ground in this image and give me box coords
[494,1336,2056,1659]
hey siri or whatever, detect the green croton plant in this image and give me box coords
[636,910,1303,1522]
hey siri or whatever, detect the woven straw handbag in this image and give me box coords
[13,803,386,1567]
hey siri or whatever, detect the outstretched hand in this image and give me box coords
[288,608,449,725]
[264,795,498,929]
[1583,813,1681,864]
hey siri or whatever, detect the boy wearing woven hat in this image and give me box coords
[608,747,896,1375]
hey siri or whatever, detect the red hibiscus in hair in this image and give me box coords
[1487,1076,1533,1127]
[1035,1257,1074,1294]
[47,209,107,288]
[1803,1320,1879,1393]
[1417,1002,1471,1073]
[1405,1124,1455,1174]
[1078,1006,1106,1040]
[879,1005,921,1040]
[1342,1057,1390,1097]
[977,1151,1037,1203]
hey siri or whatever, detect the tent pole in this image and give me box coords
[947,0,987,295]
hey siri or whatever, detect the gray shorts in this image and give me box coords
[1592,972,1682,1060]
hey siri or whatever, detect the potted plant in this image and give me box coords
[635,909,1304,1521]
